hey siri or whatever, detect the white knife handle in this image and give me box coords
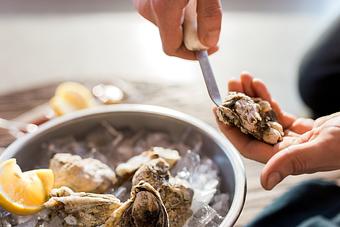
[183,0,208,51]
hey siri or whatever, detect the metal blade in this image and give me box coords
[196,50,222,106]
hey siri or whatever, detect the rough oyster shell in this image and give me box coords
[44,186,121,226]
[217,92,284,144]
[105,181,169,227]
[159,184,193,227]
[116,147,180,178]
[50,153,117,193]
[132,158,170,189]
[132,158,193,227]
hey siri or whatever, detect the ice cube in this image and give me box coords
[173,151,220,211]
[43,136,89,160]
[0,208,21,226]
[112,180,132,202]
[211,193,230,216]
[172,150,200,180]
[112,186,130,202]
[145,132,173,148]
[46,215,64,227]
[64,215,77,225]
[185,204,224,227]
[16,216,38,227]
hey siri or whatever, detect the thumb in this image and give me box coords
[260,143,315,190]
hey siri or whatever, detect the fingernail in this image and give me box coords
[204,31,219,47]
[266,172,282,190]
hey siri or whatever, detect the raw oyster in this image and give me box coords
[216,92,284,144]
[116,147,180,178]
[105,181,169,227]
[159,184,193,227]
[50,153,117,193]
[132,158,170,189]
[44,186,121,226]
[132,158,194,227]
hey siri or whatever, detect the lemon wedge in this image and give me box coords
[0,159,54,215]
[50,82,95,116]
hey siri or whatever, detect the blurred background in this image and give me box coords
[1,0,340,226]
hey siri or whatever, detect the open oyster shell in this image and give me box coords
[217,92,284,145]
[105,181,169,227]
[50,153,117,193]
[132,158,194,227]
[44,186,121,226]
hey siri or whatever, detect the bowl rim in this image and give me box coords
[1,104,246,227]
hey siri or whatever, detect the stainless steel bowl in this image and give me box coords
[0,104,246,226]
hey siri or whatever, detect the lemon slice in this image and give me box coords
[50,82,95,116]
[0,159,54,215]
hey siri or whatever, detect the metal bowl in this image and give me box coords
[0,104,246,226]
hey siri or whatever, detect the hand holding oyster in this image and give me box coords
[216,92,284,145]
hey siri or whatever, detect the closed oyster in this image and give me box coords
[159,184,193,227]
[217,92,284,144]
[132,158,170,189]
[50,153,117,193]
[132,158,193,227]
[105,181,169,227]
[116,147,180,178]
[44,186,121,226]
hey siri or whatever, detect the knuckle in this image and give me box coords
[162,46,176,56]
[287,152,307,175]
[151,0,163,14]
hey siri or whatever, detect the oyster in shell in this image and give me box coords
[132,158,194,227]
[116,147,180,178]
[217,92,284,144]
[105,181,169,227]
[50,153,117,193]
[132,158,170,189]
[44,186,121,226]
[159,184,193,227]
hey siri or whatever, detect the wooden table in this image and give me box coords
[1,81,339,226]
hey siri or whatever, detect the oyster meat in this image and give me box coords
[44,186,121,226]
[132,158,194,227]
[105,181,169,227]
[50,153,117,193]
[217,92,284,144]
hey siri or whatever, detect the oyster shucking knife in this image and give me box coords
[183,0,222,106]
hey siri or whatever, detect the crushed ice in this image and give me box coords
[1,122,229,226]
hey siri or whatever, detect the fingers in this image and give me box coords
[260,142,316,190]
[151,0,198,59]
[133,0,156,23]
[252,78,272,101]
[314,112,340,127]
[197,0,222,48]
[135,0,221,59]
[289,118,314,134]
[240,72,256,97]
[228,79,243,92]
[235,73,296,129]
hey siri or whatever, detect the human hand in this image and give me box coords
[133,0,222,60]
[214,73,340,190]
